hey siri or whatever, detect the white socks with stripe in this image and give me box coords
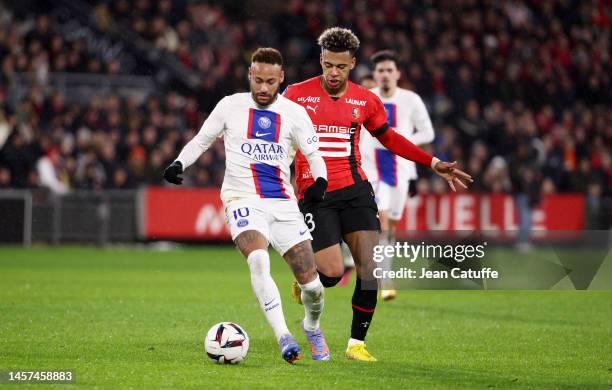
[247,249,289,341]
[299,276,324,331]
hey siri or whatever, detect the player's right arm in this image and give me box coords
[164,97,228,185]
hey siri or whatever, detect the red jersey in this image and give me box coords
[284,76,389,197]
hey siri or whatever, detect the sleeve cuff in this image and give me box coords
[431,157,440,170]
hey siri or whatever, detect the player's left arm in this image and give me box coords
[408,94,435,146]
[292,107,327,202]
[366,94,472,192]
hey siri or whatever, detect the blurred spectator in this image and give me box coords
[585,181,611,230]
[1,132,36,188]
[0,165,11,188]
[36,147,69,194]
[456,100,486,151]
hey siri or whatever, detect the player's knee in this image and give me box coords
[246,249,270,277]
[318,271,342,288]
[316,255,346,277]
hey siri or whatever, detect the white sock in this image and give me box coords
[247,249,290,341]
[299,276,324,331]
[348,338,365,347]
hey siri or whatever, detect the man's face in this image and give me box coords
[320,49,355,94]
[373,60,400,91]
[248,62,284,106]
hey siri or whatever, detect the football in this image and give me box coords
[204,322,249,364]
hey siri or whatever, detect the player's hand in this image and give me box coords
[164,161,184,185]
[303,177,328,204]
[432,160,473,192]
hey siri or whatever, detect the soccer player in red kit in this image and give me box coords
[284,27,472,361]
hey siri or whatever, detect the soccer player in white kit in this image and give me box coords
[163,48,330,364]
[360,50,436,300]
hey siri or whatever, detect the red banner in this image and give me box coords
[397,193,584,231]
[141,187,230,240]
[140,188,585,240]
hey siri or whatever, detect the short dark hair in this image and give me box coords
[251,47,283,66]
[317,27,360,56]
[370,50,399,68]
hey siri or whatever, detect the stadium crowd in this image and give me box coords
[0,0,610,210]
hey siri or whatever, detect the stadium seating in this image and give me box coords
[0,0,610,204]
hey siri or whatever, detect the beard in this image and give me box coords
[380,81,392,93]
[251,90,278,107]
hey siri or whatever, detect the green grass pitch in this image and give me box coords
[1,246,610,389]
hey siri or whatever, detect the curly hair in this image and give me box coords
[317,27,360,56]
[251,47,283,66]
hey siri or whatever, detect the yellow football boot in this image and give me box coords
[381,288,397,301]
[345,343,377,362]
[291,279,302,305]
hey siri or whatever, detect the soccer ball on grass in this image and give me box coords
[204,322,249,364]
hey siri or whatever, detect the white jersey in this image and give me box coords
[176,93,321,204]
[360,87,435,185]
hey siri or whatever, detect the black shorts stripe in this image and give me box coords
[348,122,363,185]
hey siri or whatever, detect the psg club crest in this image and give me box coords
[248,109,281,142]
[352,107,359,119]
[258,116,272,129]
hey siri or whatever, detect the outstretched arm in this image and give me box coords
[164,98,227,185]
[374,124,433,167]
[374,126,472,192]
[365,92,471,191]
[176,98,227,169]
